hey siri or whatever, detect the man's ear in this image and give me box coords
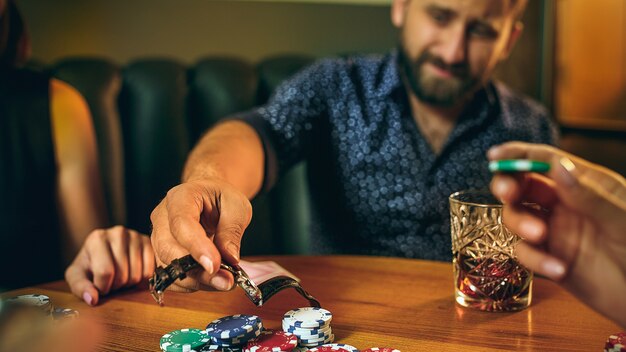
[391,0,411,28]
[501,21,524,60]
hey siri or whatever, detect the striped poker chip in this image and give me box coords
[299,334,335,348]
[160,328,210,352]
[488,159,550,173]
[307,344,358,352]
[605,332,626,352]
[206,315,263,340]
[282,322,331,335]
[283,308,332,329]
[362,348,401,352]
[298,331,333,344]
[244,330,298,352]
[211,328,263,346]
[51,307,79,320]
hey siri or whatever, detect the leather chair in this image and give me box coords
[52,54,314,255]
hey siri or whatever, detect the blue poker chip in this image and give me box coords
[206,315,263,340]
[283,308,332,329]
[211,327,262,347]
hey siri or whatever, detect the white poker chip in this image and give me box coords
[283,307,332,329]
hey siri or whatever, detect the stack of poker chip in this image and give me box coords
[205,314,264,350]
[282,307,334,349]
[160,328,211,352]
[243,329,298,352]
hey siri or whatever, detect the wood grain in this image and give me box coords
[3,256,621,351]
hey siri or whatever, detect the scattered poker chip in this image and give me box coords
[6,294,52,313]
[488,159,550,173]
[244,329,299,352]
[362,348,401,352]
[206,315,263,340]
[160,328,210,352]
[283,308,332,329]
[605,332,626,352]
[51,307,79,320]
[307,344,358,352]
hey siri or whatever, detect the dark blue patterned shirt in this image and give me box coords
[242,50,558,261]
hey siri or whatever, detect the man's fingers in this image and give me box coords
[162,186,222,274]
[84,230,116,295]
[515,242,567,281]
[213,194,252,265]
[64,253,100,306]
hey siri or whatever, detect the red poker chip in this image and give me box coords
[606,332,626,352]
[244,329,298,352]
[362,349,401,352]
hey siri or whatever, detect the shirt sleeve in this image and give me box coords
[233,60,333,192]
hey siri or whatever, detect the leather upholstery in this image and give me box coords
[50,55,314,255]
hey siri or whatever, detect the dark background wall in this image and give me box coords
[18,0,544,100]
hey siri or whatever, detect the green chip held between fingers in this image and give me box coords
[488,159,551,173]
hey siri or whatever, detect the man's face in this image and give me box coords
[392,0,522,107]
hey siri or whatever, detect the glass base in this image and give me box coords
[455,284,532,312]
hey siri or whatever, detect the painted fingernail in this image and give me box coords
[556,157,577,188]
[83,292,93,306]
[541,259,566,280]
[209,275,232,291]
[199,255,214,274]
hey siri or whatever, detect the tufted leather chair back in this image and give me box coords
[52,55,315,255]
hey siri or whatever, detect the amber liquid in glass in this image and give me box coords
[454,252,532,311]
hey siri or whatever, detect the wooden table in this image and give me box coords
[3,256,622,351]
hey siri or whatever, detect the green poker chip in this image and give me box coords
[160,328,210,352]
[489,159,550,173]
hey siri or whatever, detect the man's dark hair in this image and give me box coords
[0,0,28,69]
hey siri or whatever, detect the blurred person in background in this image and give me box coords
[0,0,154,300]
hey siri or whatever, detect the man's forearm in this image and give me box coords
[182,120,265,199]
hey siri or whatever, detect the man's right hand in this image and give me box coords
[150,178,253,292]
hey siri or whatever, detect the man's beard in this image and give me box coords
[398,44,479,107]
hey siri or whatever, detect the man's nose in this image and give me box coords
[438,24,467,65]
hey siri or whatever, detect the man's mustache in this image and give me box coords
[417,51,469,78]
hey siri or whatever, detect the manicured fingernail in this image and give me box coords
[83,292,93,306]
[542,259,566,280]
[199,255,214,274]
[556,157,577,188]
[227,243,240,262]
[209,274,232,291]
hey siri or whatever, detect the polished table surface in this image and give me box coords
[4,256,622,351]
